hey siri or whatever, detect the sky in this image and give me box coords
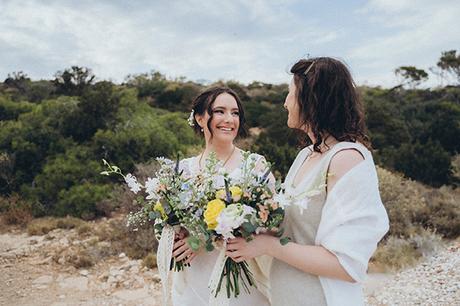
[1,0,459,87]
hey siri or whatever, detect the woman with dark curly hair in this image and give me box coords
[225,57,389,306]
[170,86,272,306]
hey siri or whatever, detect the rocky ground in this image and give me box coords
[0,228,162,306]
[0,225,458,306]
[366,242,460,306]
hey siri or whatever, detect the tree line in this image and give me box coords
[0,50,459,219]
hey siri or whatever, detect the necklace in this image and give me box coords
[199,145,236,170]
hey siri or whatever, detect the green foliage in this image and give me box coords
[22,145,104,216]
[0,96,35,120]
[63,81,120,142]
[395,66,429,88]
[56,183,111,220]
[1,59,459,220]
[93,105,199,171]
[437,50,460,84]
[54,66,95,96]
[394,140,453,187]
[155,82,201,111]
[0,99,77,193]
[377,166,459,239]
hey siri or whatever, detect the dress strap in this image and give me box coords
[317,142,370,190]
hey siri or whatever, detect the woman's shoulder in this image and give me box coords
[326,142,372,191]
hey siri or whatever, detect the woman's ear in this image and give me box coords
[195,114,204,129]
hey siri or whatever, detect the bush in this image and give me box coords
[56,183,111,220]
[0,194,33,226]
[95,218,157,259]
[0,96,34,121]
[378,166,460,239]
[27,217,59,235]
[26,216,87,235]
[372,230,443,271]
[142,253,157,269]
[23,145,106,216]
[394,140,454,187]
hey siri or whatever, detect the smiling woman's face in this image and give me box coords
[197,93,240,143]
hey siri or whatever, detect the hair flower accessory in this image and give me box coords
[187,109,195,127]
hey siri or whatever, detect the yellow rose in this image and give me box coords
[153,201,167,220]
[229,186,243,201]
[204,199,226,230]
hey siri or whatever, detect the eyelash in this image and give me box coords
[213,110,239,116]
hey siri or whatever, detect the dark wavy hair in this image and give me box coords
[190,86,248,140]
[290,57,371,152]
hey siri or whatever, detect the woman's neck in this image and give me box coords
[203,141,235,161]
[307,132,339,153]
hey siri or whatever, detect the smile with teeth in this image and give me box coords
[217,127,234,131]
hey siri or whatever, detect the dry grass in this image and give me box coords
[27,216,85,235]
[94,217,157,259]
[373,167,457,270]
[142,253,157,269]
[0,194,33,226]
[77,223,92,236]
[377,166,460,239]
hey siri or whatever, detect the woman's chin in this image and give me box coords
[214,133,237,143]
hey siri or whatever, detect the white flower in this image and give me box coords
[215,204,255,239]
[125,174,141,194]
[274,192,290,208]
[297,197,309,214]
[212,175,225,189]
[178,190,193,208]
[217,167,228,176]
[145,177,160,200]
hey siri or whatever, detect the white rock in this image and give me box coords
[33,275,53,285]
[58,276,88,291]
[112,287,150,301]
[79,269,89,276]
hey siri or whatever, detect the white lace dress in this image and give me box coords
[171,154,271,306]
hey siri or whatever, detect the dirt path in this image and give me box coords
[1,228,457,306]
[0,230,162,306]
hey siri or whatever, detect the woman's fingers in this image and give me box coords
[226,243,242,251]
[226,250,241,258]
[229,256,244,263]
[172,241,189,257]
[176,248,192,262]
[227,237,244,244]
[184,252,196,264]
[173,239,185,250]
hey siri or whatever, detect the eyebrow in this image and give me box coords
[212,106,239,111]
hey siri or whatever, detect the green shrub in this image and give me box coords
[378,166,460,239]
[56,183,111,220]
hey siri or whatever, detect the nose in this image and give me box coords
[224,111,232,122]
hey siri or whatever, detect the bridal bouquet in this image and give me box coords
[101,157,198,272]
[197,152,286,299]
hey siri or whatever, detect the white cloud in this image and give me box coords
[4,0,456,88]
[349,0,460,87]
